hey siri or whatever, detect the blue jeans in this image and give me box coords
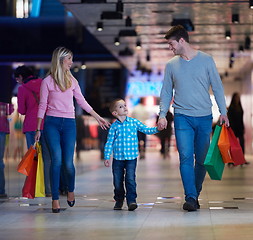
[25,131,51,195]
[174,113,212,201]
[0,132,6,194]
[112,159,137,204]
[44,116,76,200]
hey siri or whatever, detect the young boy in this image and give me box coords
[104,98,159,211]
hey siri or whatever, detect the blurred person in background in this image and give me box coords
[227,92,249,166]
[156,110,173,158]
[0,102,14,198]
[14,65,52,197]
[131,97,149,159]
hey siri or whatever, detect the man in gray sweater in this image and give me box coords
[158,25,229,211]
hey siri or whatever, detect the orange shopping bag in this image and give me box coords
[17,143,36,176]
[218,125,233,164]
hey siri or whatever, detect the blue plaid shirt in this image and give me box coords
[104,116,159,160]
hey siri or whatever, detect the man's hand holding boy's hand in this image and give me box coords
[104,160,110,167]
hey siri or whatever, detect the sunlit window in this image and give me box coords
[16,0,30,18]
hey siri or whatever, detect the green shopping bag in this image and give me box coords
[204,125,224,180]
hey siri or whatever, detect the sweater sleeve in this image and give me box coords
[159,63,173,118]
[208,57,227,115]
[135,119,159,134]
[37,78,49,119]
[73,80,93,114]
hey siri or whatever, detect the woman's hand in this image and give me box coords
[35,130,41,142]
[104,160,110,167]
[89,110,111,130]
[97,116,111,130]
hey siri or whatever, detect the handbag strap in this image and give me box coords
[22,85,40,105]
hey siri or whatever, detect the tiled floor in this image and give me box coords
[1,150,253,240]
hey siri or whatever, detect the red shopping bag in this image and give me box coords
[218,125,233,163]
[227,128,246,166]
[22,157,38,199]
[17,144,36,176]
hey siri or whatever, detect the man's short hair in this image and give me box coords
[164,25,189,43]
[109,98,123,113]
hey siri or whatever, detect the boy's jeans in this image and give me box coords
[174,113,212,201]
[112,159,137,205]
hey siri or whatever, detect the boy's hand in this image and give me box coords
[158,117,167,131]
[104,160,110,167]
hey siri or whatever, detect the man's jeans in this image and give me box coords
[25,131,51,195]
[0,132,6,194]
[44,116,76,200]
[112,159,137,204]
[174,113,212,200]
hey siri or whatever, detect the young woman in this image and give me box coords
[15,65,51,196]
[35,47,110,213]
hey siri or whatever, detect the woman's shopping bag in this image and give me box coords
[227,128,246,166]
[218,125,233,164]
[204,125,224,180]
[22,157,38,199]
[17,144,36,176]
[35,142,45,197]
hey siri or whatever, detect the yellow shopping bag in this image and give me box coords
[35,142,45,197]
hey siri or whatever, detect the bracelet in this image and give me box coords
[36,129,40,132]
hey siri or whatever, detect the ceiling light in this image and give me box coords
[245,36,251,49]
[249,0,253,9]
[125,16,132,27]
[136,39,142,50]
[225,30,231,40]
[116,0,124,12]
[232,13,239,24]
[114,37,120,46]
[81,63,86,70]
[97,22,103,31]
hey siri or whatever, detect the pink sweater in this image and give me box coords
[38,75,93,119]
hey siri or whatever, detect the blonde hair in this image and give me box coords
[49,47,73,91]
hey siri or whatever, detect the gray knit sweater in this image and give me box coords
[159,51,227,118]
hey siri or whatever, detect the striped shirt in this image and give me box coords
[104,116,158,160]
